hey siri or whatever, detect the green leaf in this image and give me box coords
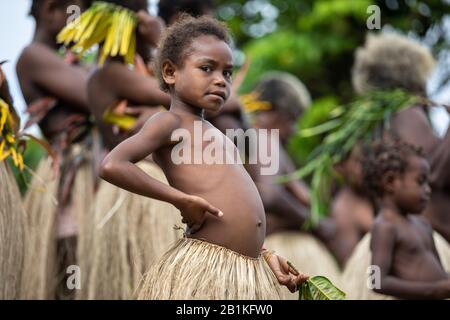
[299,276,346,300]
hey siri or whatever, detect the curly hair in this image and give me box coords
[154,14,231,92]
[158,0,215,24]
[352,33,435,95]
[363,141,424,197]
[253,71,312,119]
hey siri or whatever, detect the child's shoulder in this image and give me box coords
[18,43,54,64]
[372,213,397,237]
[410,215,433,234]
[17,43,62,75]
[143,111,183,133]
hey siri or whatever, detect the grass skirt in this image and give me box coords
[77,161,182,300]
[0,162,25,299]
[137,237,283,300]
[21,147,95,299]
[340,232,450,300]
[264,231,341,300]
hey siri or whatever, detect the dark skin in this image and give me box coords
[325,145,374,268]
[16,0,90,237]
[89,7,244,150]
[370,155,450,299]
[155,1,311,233]
[87,8,170,150]
[16,0,90,141]
[390,106,450,243]
[99,35,308,292]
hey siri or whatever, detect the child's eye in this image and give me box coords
[223,70,233,79]
[200,66,212,73]
[417,176,426,184]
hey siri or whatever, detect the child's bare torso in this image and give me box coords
[328,187,373,266]
[153,115,266,258]
[17,43,88,142]
[375,213,447,282]
[424,191,450,243]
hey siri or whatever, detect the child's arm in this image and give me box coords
[100,112,223,233]
[105,62,171,108]
[371,221,450,299]
[18,45,89,110]
[391,107,450,189]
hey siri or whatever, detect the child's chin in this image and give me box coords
[205,103,224,113]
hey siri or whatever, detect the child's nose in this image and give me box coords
[213,72,226,87]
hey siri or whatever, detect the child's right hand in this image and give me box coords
[177,195,224,235]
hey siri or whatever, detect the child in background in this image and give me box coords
[352,33,450,243]
[364,141,450,299]
[326,144,374,268]
[16,0,94,299]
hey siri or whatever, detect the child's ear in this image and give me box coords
[162,60,176,87]
[381,171,397,194]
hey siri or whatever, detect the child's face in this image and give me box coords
[391,156,431,214]
[337,145,364,189]
[44,0,85,36]
[254,111,297,145]
[171,35,233,112]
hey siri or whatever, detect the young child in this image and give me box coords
[247,72,341,297]
[16,0,94,299]
[100,15,308,299]
[157,0,320,247]
[0,63,26,299]
[364,141,450,299]
[352,33,450,243]
[326,144,374,268]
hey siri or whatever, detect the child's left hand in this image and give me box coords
[263,250,309,292]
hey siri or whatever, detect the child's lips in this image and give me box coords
[207,91,226,101]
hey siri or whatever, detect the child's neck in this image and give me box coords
[33,27,58,50]
[380,196,408,218]
[169,94,204,120]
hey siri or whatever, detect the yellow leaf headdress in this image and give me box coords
[0,98,24,170]
[240,91,272,113]
[57,1,137,65]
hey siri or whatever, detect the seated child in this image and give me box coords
[364,141,450,299]
[327,144,374,268]
[99,15,308,299]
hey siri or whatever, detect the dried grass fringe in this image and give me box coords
[0,162,25,299]
[21,145,95,299]
[77,161,182,300]
[137,237,283,300]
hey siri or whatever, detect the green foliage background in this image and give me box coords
[215,0,449,164]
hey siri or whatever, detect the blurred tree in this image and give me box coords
[216,0,449,100]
